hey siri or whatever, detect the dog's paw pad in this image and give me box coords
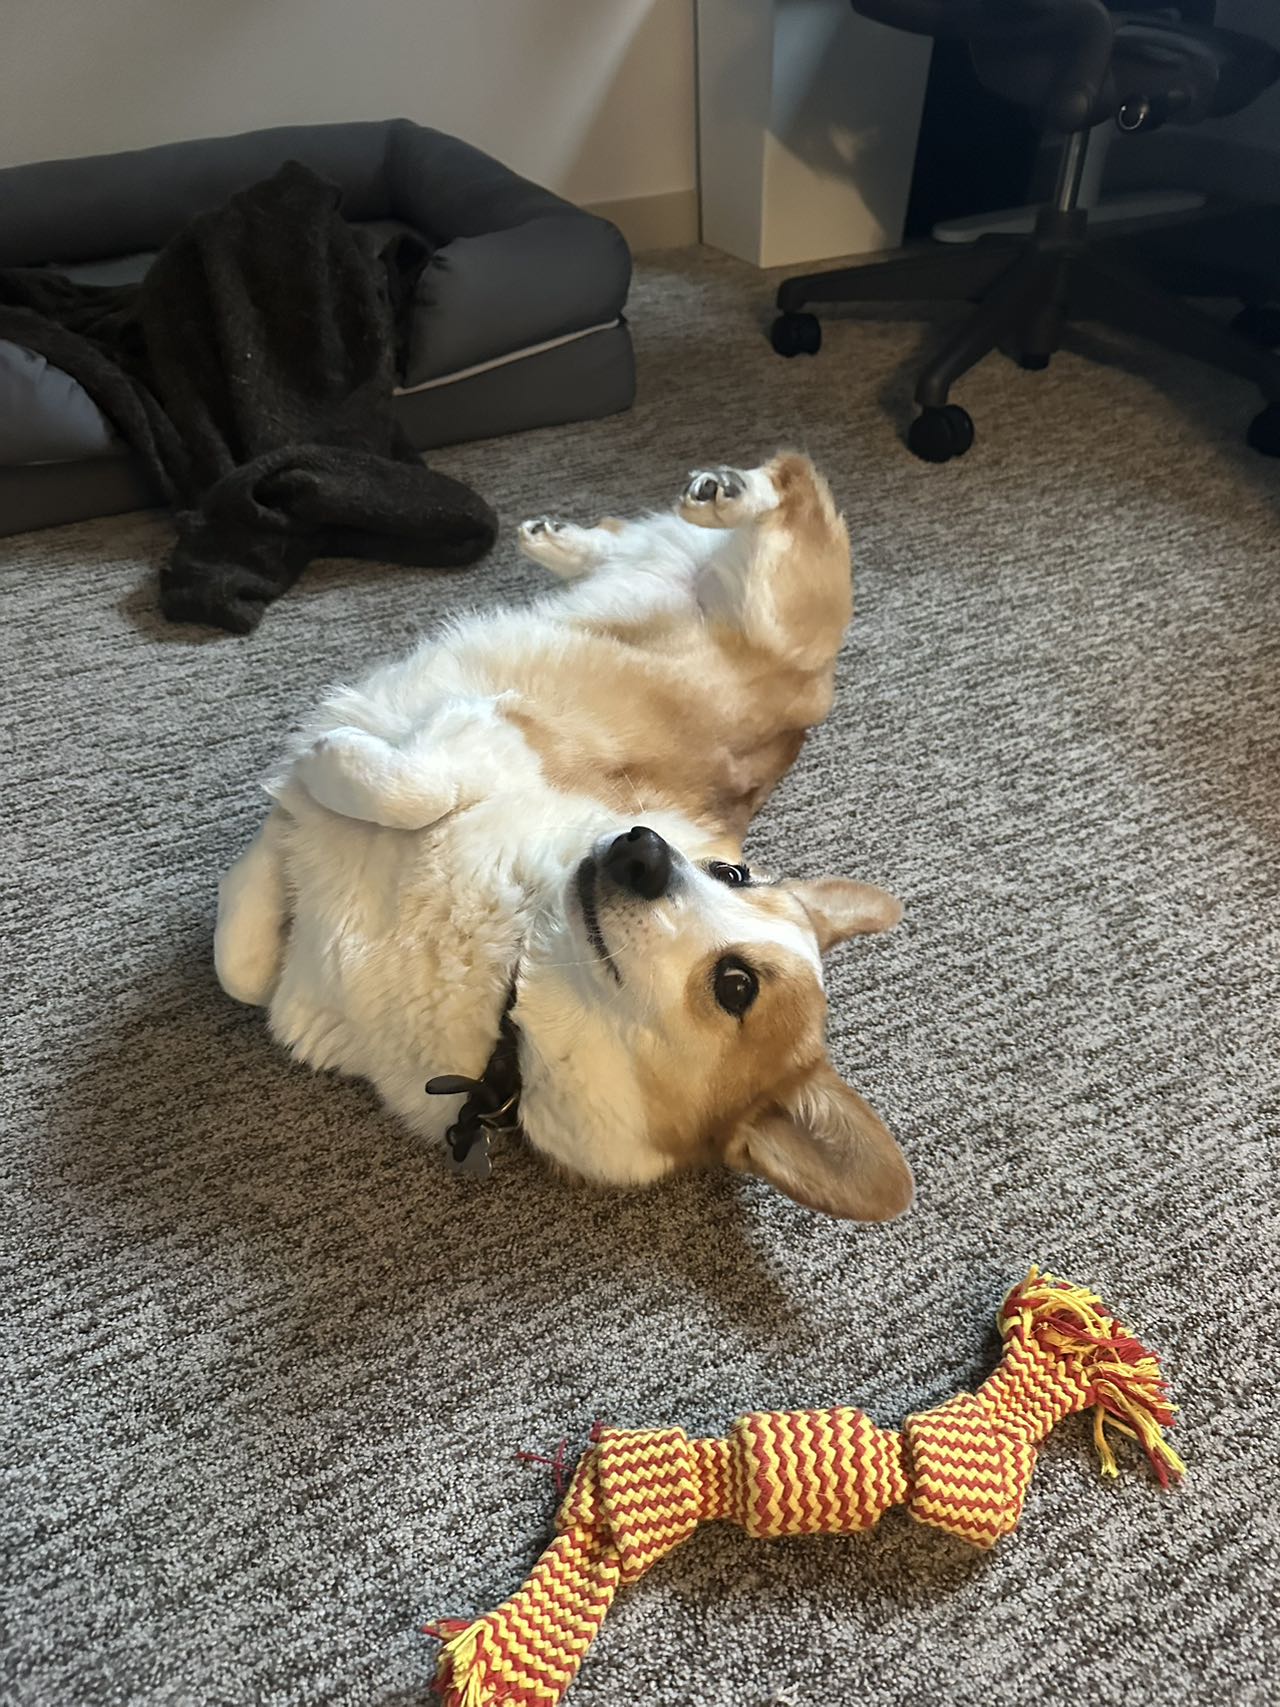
[517,516,599,578]
[685,467,745,505]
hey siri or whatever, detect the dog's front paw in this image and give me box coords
[518,517,598,578]
[680,466,775,527]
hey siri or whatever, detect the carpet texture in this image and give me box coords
[3,247,1278,1707]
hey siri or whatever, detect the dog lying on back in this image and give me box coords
[214,455,913,1220]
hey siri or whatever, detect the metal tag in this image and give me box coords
[447,1131,492,1181]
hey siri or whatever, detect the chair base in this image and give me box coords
[773,204,1280,463]
[932,189,1205,244]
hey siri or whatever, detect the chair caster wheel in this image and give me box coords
[1246,401,1280,458]
[907,404,975,464]
[1019,353,1050,371]
[770,312,822,357]
[1232,305,1280,349]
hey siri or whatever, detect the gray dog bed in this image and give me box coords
[0,120,634,538]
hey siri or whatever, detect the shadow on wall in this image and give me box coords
[1,0,697,212]
[559,0,698,208]
[766,0,916,247]
[698,0,932,264]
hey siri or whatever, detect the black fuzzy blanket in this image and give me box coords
[0,162,497,633]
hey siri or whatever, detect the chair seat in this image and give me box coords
[970,12,1280,131]
[1112,20,1280,124]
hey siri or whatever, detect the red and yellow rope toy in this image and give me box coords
[429,1268,1185,1707]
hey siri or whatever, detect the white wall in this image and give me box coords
[0,0,696,207]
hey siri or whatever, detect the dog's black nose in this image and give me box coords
[602,826,673,900]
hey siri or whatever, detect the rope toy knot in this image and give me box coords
[430,1269,1185,1707]
[561,1426,704,1584]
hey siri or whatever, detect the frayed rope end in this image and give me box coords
[1000,1267,1187,1488]
[426,1618,501,1707]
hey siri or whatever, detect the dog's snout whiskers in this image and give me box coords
[575,856,622,984]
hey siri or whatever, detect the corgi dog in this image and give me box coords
[214,454,913,1220]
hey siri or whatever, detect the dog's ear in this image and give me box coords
[725,1063,913,1221]
[782,878,902,952]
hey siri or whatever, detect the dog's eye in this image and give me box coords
[708,861,751,886]
[713,955,759,1017]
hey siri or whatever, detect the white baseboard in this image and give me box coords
[581,188,700,253]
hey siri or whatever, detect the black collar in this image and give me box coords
[424,978,521,1179]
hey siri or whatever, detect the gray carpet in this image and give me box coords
[3,247,1278,1707]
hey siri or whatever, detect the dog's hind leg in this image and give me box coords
[687,454,851,670]
[215,809,289,1006]
[678,464,782,528]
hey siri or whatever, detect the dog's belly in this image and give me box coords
[296,598,820,850]
[263,593,830,1139]
[267,801,529,1135]
[265,784,618,1138]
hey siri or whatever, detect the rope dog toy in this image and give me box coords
[429,1269,1185,1706]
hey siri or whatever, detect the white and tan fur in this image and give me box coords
[215,455,913,1220]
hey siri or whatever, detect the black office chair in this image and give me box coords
[771,0,1280,462]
